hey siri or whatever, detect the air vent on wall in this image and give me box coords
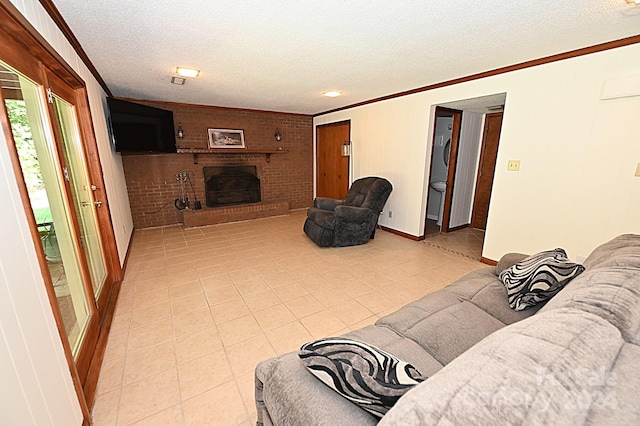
[487,104,504,111]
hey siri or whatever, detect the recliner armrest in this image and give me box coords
[334,205,377,223]
[314,197,342,211]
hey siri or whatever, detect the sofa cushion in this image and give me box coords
[376,267,538,365]
[379,309,630,425]
[299,338,425,418]
[499,248,585,311]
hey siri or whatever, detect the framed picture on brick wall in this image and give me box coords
[208,128,245,149]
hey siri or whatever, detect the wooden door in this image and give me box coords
[471,112,503,229]
[317,121,350,199]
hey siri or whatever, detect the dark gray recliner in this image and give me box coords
[303,177,393,247]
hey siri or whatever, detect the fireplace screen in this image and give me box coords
[203,166,261,207]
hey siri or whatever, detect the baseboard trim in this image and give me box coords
[379,225,424,241]
[481,256,498,266]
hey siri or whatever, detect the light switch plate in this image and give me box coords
[635,162,640,177]
[507,160,521,171]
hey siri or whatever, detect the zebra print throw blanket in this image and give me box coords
[499,248,585,311]
[299,337,425,418]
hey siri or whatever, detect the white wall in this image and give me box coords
[314,42,640,261]
[0,0,135,423]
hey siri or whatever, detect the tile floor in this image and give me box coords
[424,226,485,260]
[92,210,486,425]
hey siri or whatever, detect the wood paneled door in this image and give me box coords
[471,112,504,230]
[316,120,350,200]
[1,6,120,421]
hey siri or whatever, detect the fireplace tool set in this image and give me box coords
[175,171,202,211]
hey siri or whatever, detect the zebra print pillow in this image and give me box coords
[298,337,425,418]
[499,248,585,311]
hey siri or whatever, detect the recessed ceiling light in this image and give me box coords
[323,91,342,97]
[627,0,640,4]
[171,77,186,85]
[176,67,200,78]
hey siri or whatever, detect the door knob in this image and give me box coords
[81,201,90,207]
[94,201,103,207]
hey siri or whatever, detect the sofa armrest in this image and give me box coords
[314,197,342,211]
[495,252,529,275]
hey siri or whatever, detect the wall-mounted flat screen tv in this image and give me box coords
[107,98,177,153]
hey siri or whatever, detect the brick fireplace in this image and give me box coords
[203,165,260,207]
[121,100,313,229]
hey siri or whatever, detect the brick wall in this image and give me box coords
[120,100,313,228]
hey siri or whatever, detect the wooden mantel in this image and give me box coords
[177,148,288,164]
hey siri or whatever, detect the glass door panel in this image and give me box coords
[52,96,107,298]
[2,63,90,355]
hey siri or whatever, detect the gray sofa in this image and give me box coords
[255,234,640,425]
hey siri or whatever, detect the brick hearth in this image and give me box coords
[181,201,289,228]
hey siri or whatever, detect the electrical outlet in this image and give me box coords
[388,211,393,218]
[507,160,521,171]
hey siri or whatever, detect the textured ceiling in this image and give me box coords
[51,0,640,115]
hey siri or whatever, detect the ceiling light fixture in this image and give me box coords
[323,91,341,97]
[171,76,186,85]
[626,0,640,4]
[176,67,200,78]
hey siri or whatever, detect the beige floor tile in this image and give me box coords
[358,290,394,315]
[253,303,296,330]
[235,277,269,296]
[166,270,199,286]
[225,334,276,376]
[127,319,173,353]
[210,298,250,325]
[169,280,202,299]
[271,283,309,302]
[132,288,170,311]
[175,326,223,364]
[265,320,313,355]
[284,294,325,319]
[110,311,132,335]
[217,314,263,347]
[173,308,215,337]
[133,277,170,296]
[96,356,125,396]
[299,309,347,339]
[117,368,180,425]
[205,284,242,306]
[131,403,182,425]
[227,267,262,284]
[115,295,134,316]
[104,331,129,361]
[122,341,176,386]
[130,302,172,329]
[243,289,281,312]
[328,300,375,326]
[261,271,297,288]
[182,381,247,426]
[200,272,234,291]
[236,371,258,420]
[312,288,353,308]
[91,389,120,426]
[178,349,233,399]
[171,292,208,317]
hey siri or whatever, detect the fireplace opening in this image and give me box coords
[203,166,261,207]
